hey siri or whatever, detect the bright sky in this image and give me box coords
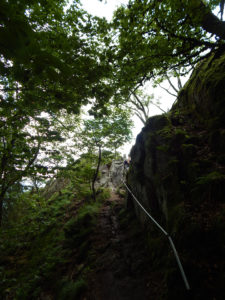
[80,0,182,156]
[81,0,127,20]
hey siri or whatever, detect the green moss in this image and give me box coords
[168,158,179,166]
[166,158,179,176]
[157,144,169,152]
[96,187,111,202]
[174,128,187,135]
[181,143,195,157]
[63,202,100,252]
[78,202,101,219]
[191,171,225,203]
[179,51,225,128]
[57,278,87,300]
[196,171,225,185]
[78,188,93,201]
[186,161,200,180]
[157,126,173,138]
[173,129,187,145]
[116,187,126,198]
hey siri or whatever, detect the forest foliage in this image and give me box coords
[0,162,110,299]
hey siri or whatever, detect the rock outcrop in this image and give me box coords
[96,160,124,190]
[127,50,225,299]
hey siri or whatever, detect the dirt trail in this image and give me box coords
[84,193,164,300]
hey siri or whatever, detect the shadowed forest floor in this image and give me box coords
[83,193,166,300]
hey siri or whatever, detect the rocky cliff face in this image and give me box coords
[127,51,225,299]
[96,160,124,190]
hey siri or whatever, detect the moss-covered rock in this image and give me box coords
[174,50,225,129]
[127,49,225,299]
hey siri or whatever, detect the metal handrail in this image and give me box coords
[123,181,190,291]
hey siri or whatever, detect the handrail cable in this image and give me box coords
[123,180,190,291]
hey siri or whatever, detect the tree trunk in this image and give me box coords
[92,145,102,202]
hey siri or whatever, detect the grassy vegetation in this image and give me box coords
[0,170,110,299]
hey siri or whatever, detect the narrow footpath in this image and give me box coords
[84,193,166,300]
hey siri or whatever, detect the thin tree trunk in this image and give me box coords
[92,145,102,202]
[132,92,149,122]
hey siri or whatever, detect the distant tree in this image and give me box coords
[82,106,133,201]
[0,112,64,226]
[128,90,166,125]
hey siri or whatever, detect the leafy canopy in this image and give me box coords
[0,0,114,115]
[112,0,225,91]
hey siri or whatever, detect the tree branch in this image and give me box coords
[158,84,177,97]
[134,112,146,125]
[151,102,167,114]
[131,91,149,121]
[165,75,179,93]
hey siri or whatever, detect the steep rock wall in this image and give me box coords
[127,51,225,299]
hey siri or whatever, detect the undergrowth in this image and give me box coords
[0,177,110,299]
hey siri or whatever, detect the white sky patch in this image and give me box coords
[81,0,127,20]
